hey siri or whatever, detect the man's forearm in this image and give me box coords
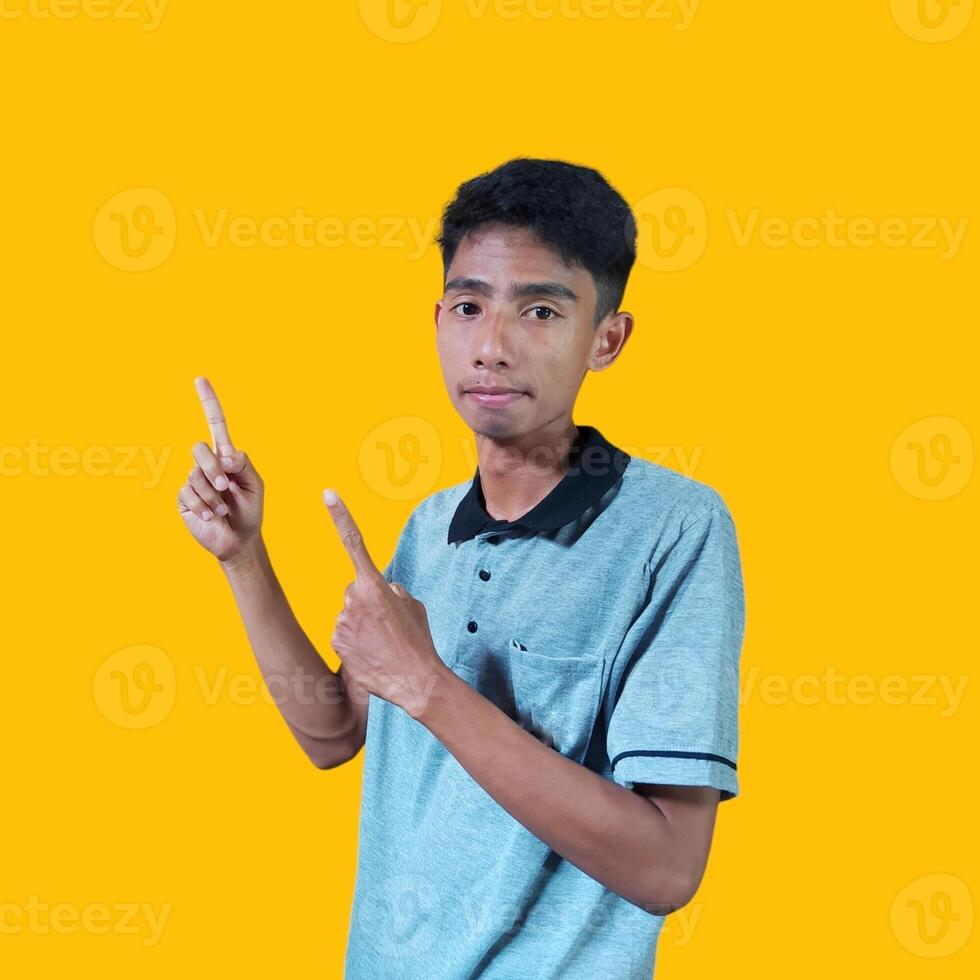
[219,535,360,764]
[412,666,692,914]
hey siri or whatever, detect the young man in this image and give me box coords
[178,158,745,978]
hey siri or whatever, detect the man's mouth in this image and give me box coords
[464,386,527,407]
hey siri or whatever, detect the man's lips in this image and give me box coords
[464,387,527,406]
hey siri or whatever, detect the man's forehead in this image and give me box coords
[445,230,590,298]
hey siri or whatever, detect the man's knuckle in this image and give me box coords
[343,529,364,550]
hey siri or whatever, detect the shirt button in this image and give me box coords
[467,620,478,633]
[479,569,491,581]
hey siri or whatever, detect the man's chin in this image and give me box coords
[456,393,539,440]
[465,415,525,443]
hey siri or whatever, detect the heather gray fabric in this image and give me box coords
[344,431,745,979]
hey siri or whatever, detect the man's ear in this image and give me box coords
[590,312,634,372]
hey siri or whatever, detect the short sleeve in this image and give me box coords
[606,504,745,801]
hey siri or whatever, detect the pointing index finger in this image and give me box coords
[323,489,381,581]
[194,376,235,456]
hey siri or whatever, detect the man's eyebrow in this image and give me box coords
[443,277,579,303]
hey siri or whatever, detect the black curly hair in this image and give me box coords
[436,158,637,328]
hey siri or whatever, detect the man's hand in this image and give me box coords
[323,489,446,719]
[177,376,265,562]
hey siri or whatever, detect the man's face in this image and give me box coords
[434,224,627,443]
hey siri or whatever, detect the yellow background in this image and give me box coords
[1,1,976,976]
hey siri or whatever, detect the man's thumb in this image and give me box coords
[219,450,250,475]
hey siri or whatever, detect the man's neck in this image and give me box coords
[475,420,579,522]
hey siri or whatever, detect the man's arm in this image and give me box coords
[413,667,719,915]
[178,377,367,770]
[220,535,367,769]
[634,781,720,900]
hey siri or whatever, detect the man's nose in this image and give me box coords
[472,313,514,368]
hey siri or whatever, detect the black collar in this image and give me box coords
[447,425,632,544]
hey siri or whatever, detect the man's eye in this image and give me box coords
[453,302,480,316]
[528,306,558,321]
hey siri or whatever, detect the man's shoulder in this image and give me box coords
[621,454,735,528]
[395,476,471,539]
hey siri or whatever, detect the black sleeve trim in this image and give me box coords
[611,749,737,771]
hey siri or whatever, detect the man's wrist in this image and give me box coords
[407,659,464,727]
[219,535,267,577]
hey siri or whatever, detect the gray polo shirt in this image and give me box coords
[344,424,745,979]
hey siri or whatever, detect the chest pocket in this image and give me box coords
[452,637,605,765]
